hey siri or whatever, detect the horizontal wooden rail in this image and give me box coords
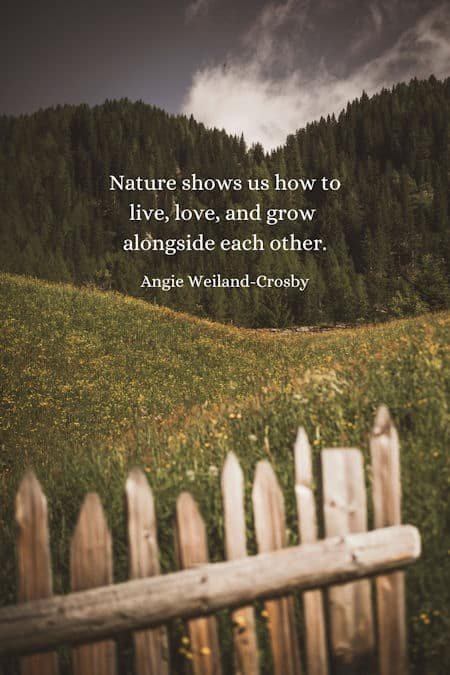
[0,525,420,657]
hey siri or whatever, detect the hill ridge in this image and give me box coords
[1,76,449,326]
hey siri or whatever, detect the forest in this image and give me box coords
[0,76,449,326]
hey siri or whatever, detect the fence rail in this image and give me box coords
[0,406,420,675]
[0,525,420,656]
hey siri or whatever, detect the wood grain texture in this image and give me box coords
[0,525,420,656]
[294,428,329,675]
[322,449,376,675]
[252,460,302,675]
[70,493,116,675]
[370,406,408,675]
[176,492,222,675]
[221,453,259,675]
[126,469,169,675]
[15,472,59,675]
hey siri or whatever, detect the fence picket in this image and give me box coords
[175,492,222,675]
[370,406,408,675]
[252,460,302,675]
[15,472,59,675]
[294,429,329,675]
[126,469,169,675]
[221,452,259,675]
[2,415,421,675]
[322,449,376,675]
[70,493,116,675]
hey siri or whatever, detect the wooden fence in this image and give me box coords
[0,406,421,675]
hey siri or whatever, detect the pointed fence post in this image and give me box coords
[15,472,59,675]
[321,448,376,675]
[252,461,302,675]
[70,493,116,675]
[126,469,169,675]
[175,492,222,675]
[370,406,408,675]
[294,429,329,675]
[221,453,260,675]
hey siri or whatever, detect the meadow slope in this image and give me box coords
[0,273,449,674]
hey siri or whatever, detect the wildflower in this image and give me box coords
[208,465,219,478]
[186,469,195,482]
[200,646,211,656]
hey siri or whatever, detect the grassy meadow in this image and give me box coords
[0,272,449,674]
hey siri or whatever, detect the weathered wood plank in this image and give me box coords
[294,428,329,675]
[0,526,421,656]
[370,406,408,675]
[15,472,59,675]
[322,449,376,675]
[221,453,259,675]
[252,460,302,675]
[176,492,222,675]
[70,493,116,675]
[126,469,169,675]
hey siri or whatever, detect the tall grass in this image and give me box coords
[1,273,449,674]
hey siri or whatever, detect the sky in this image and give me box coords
[1,0,449,149]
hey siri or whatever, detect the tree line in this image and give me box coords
[0,76,448,326]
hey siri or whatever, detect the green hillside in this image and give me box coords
[0,274,449,673]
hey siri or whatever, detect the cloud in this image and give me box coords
[185,0,215,22]
[357,4,450,87]
[349,3,385,56]
[370,3,383,32]
[182,1,450,150]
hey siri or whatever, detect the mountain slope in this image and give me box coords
[0,77,449,326]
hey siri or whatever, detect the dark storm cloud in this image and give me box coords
[1,0,448,149]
